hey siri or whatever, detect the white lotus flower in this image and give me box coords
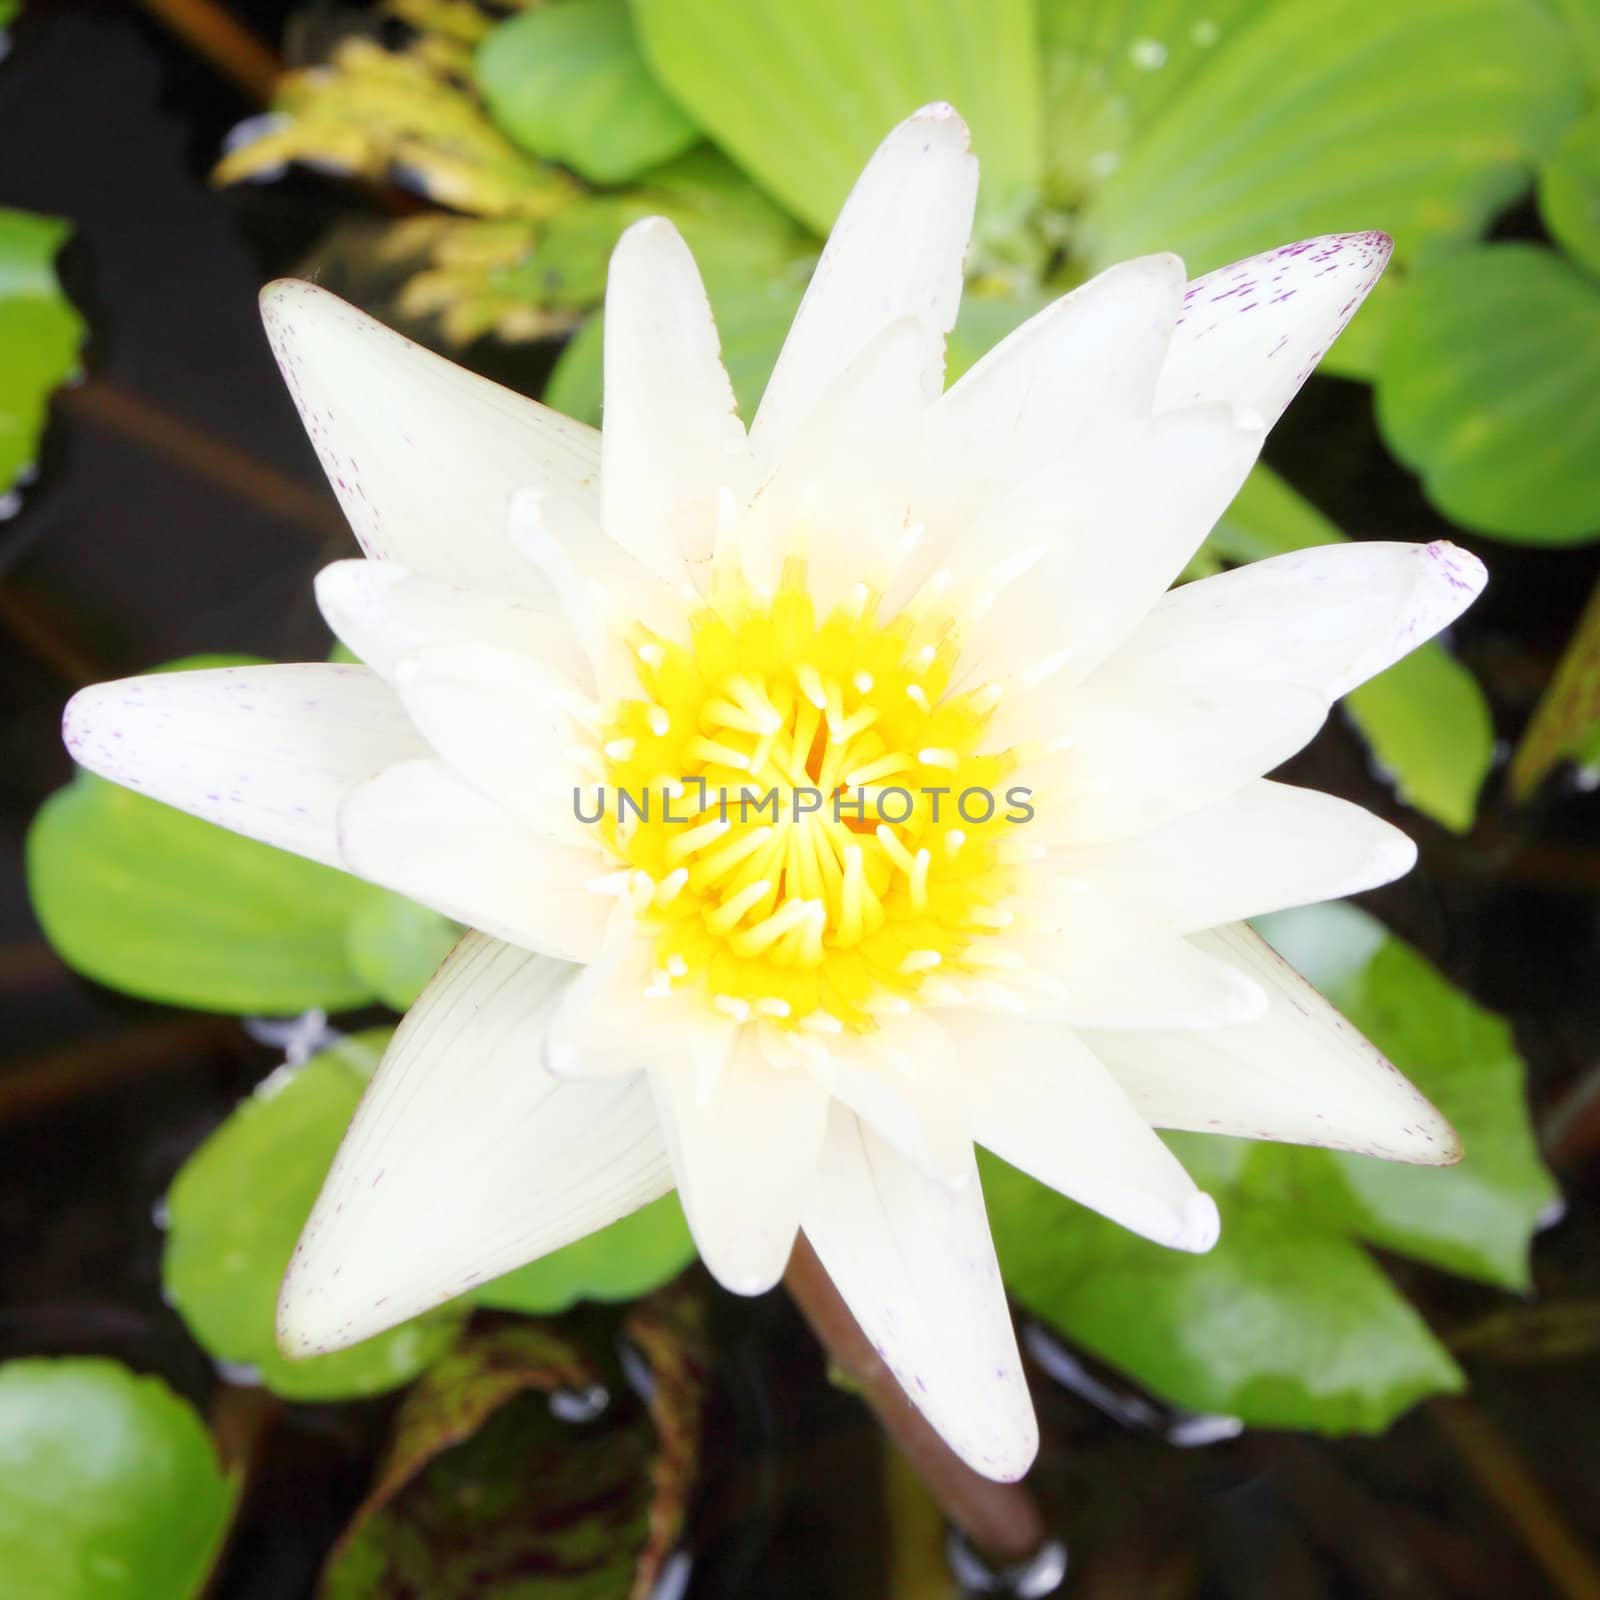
[64,105,1484,1481]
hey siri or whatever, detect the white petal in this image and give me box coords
[1020,681,1329,844]
[652,1034,829,1295]
[1061,779,1417,934]
[1001,919,1269,1029]
[916,254,1183,557]
[954,404,1265,697]
[802,1106,1038,1482]
[389,643,596,828]
[1157,232,1393,427]
[740,320,928,609]
[1084,922,1461,1164]
[62,663,425,871]
[947,1011,1218,1252]
[804,1011,974,1187]
[278,933,673,1354]
[260,280,599,593]
[751,104,976,474]
[338,759,610,962]
[1094,539,1489,701]
[600,219,747,584]
[315,559,590,688]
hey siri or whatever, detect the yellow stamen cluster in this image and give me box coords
[595,561,1023,1032]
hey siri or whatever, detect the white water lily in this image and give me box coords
[64,105,1484,1482]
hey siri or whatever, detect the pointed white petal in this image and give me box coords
[600,219,748,584]
[1095,539,1488,701]
[740,320,928,610]
[1021,681,1329,844]
[1062,779,1417,934]
[802,1106,1038,1482]
[917,254,1183,556]
[955,404,1265,697]
[1157,232,1393,427]
[338,759,610,961]
[278,934,673,1353]
[315,559,591,688]
[805,1011,974,1187]
[947,1012,1218,1252]
[652,1035,829,1295]
[751,105,976,473]
[389,643,596,828]
[1085,922,1460,1164]
[260,280,599,592]
[62,663,424,871]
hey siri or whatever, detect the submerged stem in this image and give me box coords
[783,1234,1047,1568]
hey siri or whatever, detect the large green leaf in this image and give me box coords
[1509,573,1600,799]
[986,1139,1464,1432]
[162,1031,468,1402]
[1207,466,1494,832]
[476,0,700,185]
[1376,244,1600,544]
[632,0,1042,245]
[1039,0,1272,207]
[323,1297,709,1600]
[990,904,1552,1428]
[0,208,86,504]
[477,1192,696,1315]
[0,1359,233,1600]
[1541,108,1600,281]
[1075,0,1582,277]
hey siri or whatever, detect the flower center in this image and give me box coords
[594,561,1024,1032]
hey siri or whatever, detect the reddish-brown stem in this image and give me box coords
[134,0,281,104]
[62,382,347,544]
[783,1234,1047,1569]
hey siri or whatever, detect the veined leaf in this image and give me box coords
[1376,244,1600,544]
[1076,0,1582,277]
[632,0,1042,245]
[1510,572,1600,799]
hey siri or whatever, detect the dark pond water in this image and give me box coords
[3,5,1599,1596]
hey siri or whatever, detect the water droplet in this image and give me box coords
[1129,37,1168,69]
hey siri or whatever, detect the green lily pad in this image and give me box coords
[162,1031,468,1402]
[0,1358,233,1600]
[0,208,86,504]
[988,905,1554,1429]
[1376,243,1600,544]
[1207,466,1494,832]
[476,0,700,185]
[1540,109,1600,279]
[1075,0,1582,277]
[477,1191,696,1315]
[632,0,1042,243]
